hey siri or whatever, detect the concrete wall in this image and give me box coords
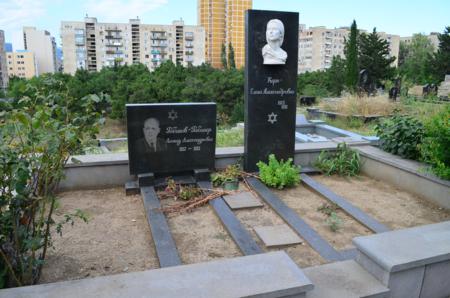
[60,144,449,212]
[59,142,340,191]
[356,146,450,210]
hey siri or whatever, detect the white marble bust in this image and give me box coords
[262,19,287,65]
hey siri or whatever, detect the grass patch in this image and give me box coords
[216,127,244,147]
[319,95,400,116]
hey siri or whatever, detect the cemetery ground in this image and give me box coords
[38,173,450,284]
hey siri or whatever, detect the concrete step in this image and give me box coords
[304,260,389,298]
[0,251,313,298]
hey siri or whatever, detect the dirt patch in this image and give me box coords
[160,197,242,264]
[311,175,450,229]
[39,188,158,284]
[97,118,126,139]
[273,185,373,251]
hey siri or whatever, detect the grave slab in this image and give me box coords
[126,103,216,175]
[255,224,302,247]
[244,10,299,172]
[304,260,390,298]
[223,191,264,209]
[354,221,450,298]
[0,252,314,298]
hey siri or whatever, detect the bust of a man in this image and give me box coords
[262,19,287,65]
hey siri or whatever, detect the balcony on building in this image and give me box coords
[185,42,194,48]
[105,34,121,39]
[151,58,161,62]
[185,56,194,62]
[151,31,167,40]
[185,32,194,40]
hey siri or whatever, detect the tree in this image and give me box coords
[398,34,435,84]
[345,20,359,92]
[228,43,236,69]
[221,43,228,69]
[429,26,450,83]
[358,28,396,88]
[326,56,346,96]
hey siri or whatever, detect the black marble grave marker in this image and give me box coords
[244,10,299,172]
[127,103,216,175]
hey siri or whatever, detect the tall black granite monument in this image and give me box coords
[244,10,299,172]
[127,103,216,176]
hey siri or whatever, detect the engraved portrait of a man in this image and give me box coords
[134,117,167,155]
[262,19,287,65]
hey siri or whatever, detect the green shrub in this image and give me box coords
[375,114,424,160]
[257,154,300,189]
[420,105,450,179]
[315,143,361,176]
[212,164,242,187]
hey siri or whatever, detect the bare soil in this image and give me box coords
[39,188,158,284]
[39,175,450,284]
[311,175,450,229]
[160,197,242,264]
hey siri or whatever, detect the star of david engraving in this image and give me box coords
[267,112,278,124]
[168,110,178,120]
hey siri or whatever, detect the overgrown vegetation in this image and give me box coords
[315,143,361,176]
[257,154,300,189]
[216,127,244,147]
[420,106,450,179]
[319,95,399,116]
[212,164,242,187]
[0,77,100,288]
[375,114,424,160]
[160,179,202,201]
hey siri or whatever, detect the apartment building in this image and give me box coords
[198,0,252,69]
[400,33,440,50]
[61,17,205,74]
[6,51,38,79]
[0,30,8,90]
[298,26,400,73]
[23,27,57,74]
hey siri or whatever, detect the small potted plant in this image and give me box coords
[212,164,241,190]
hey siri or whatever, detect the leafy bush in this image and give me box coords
[0,78,99,288]
[375,114,424,160]
[257,154,300,189]
[315,143,361,176]
[420,106,450,179]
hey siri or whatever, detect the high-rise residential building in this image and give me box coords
[6,51,38,79]
[61,17,205,74]
[23,27,57,74]
[0,30,8,90]
[298,25,400,74]
[400,33,440,51]
[198,0,252,69]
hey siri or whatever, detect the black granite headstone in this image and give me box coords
[244,10,299,172]
[127,103,216,175]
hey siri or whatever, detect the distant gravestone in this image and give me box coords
[244,10,299,172]
[126,103,216,175]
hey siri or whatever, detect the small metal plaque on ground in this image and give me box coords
[223,192,264,210]
[254,224,302,247]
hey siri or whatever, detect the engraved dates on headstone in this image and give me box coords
[244,10,299,172]
[126,103,216,175]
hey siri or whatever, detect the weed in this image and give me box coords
[315,143,361,176]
